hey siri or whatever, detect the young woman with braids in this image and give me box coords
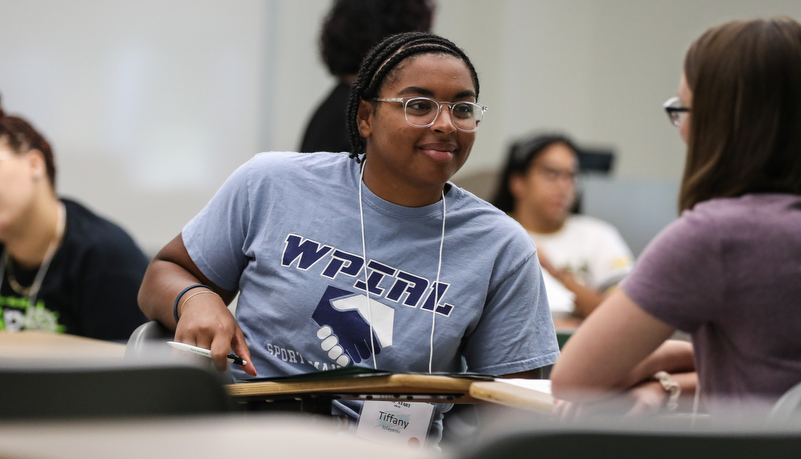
[0,97,149,340]
[139,32,558,434]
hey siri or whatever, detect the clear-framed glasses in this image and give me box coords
[663,96,690,127]
[372,96,487,132]
[533,165,578,184]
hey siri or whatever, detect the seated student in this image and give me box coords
[299,0,435,153]
[491,133,634,320]
[138,32,559,440]
[551,17,801,416]
[0,96,149,341]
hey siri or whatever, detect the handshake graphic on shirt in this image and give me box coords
[312,286,395,367]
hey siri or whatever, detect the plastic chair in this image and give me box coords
[768,381,801,422]
[460,429,801,459]
[125,320,175,359]
[0,361,236,420]
[126,320,234,383]
[457,418,801,459]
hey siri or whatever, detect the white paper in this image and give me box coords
[495,378,552,394]
[356,400,434,448]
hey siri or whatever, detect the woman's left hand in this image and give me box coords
[623,380,668,416]
[551,380,668,421]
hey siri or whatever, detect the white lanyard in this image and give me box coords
[0,202,66,311]
[358,160,447,372]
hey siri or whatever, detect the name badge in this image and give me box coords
[356,400,435,448]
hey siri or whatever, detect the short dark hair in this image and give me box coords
[491,132,577,213]
[0,94,57,187]
[679,17,801,211]
[345,31,480,158]
[319,0,435,78]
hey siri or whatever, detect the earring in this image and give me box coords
[33,173,43,180]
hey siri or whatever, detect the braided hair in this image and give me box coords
[345,32,480,160]
[0,93,57,187]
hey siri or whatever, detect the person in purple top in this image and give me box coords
[552,16,801,417]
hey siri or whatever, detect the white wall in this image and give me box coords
[436,0,801,180]
[1,0,273,254]
[1,0,799,254]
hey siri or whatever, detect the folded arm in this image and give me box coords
[550,288,677,402]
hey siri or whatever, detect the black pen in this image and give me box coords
[167,341,247,365]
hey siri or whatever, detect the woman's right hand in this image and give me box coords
[138,234,258,377]
[174,291,257,376]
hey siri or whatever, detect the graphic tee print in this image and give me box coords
[182,152,559,381]
[312,286,395,366]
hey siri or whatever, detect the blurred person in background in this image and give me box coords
[299,0,435,153]
[492,132,633,321]
[0,94,148,341]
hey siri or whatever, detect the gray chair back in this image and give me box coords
[459,428,801,459]
[125,320,234,383]
[768,381,801,422]
[125,320,175,359]
[0,361,235,420]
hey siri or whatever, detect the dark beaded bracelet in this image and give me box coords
[173,284,210,323]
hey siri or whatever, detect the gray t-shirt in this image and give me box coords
[622,193,801,408]
[184,151,559,381]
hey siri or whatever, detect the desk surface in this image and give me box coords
[228,374,555,414]
[552,315,582,330]
[0,414,435,459]
[0,331,126,361]
[469,380,554,413]
[1,332,554,413]
[228,373,480,404]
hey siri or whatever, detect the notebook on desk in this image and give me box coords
[226,367,553,412]
[237,366,497,384]
[227,367,495,404]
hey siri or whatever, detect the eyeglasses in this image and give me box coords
[663,96,690,127]
[372,97,487,132]
[534,165,578,184]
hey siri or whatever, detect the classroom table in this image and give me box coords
[227,372,483,414]
[0,414,436,459]
[0,330,126,361]
[469,379,554,414]
[226,372,555,414]
[552,314,582,330]
[0,331,557,415]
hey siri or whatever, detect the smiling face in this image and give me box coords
[357,53,477,206]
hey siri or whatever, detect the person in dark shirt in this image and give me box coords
[299,0,435,153]
[0,95,148,341]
